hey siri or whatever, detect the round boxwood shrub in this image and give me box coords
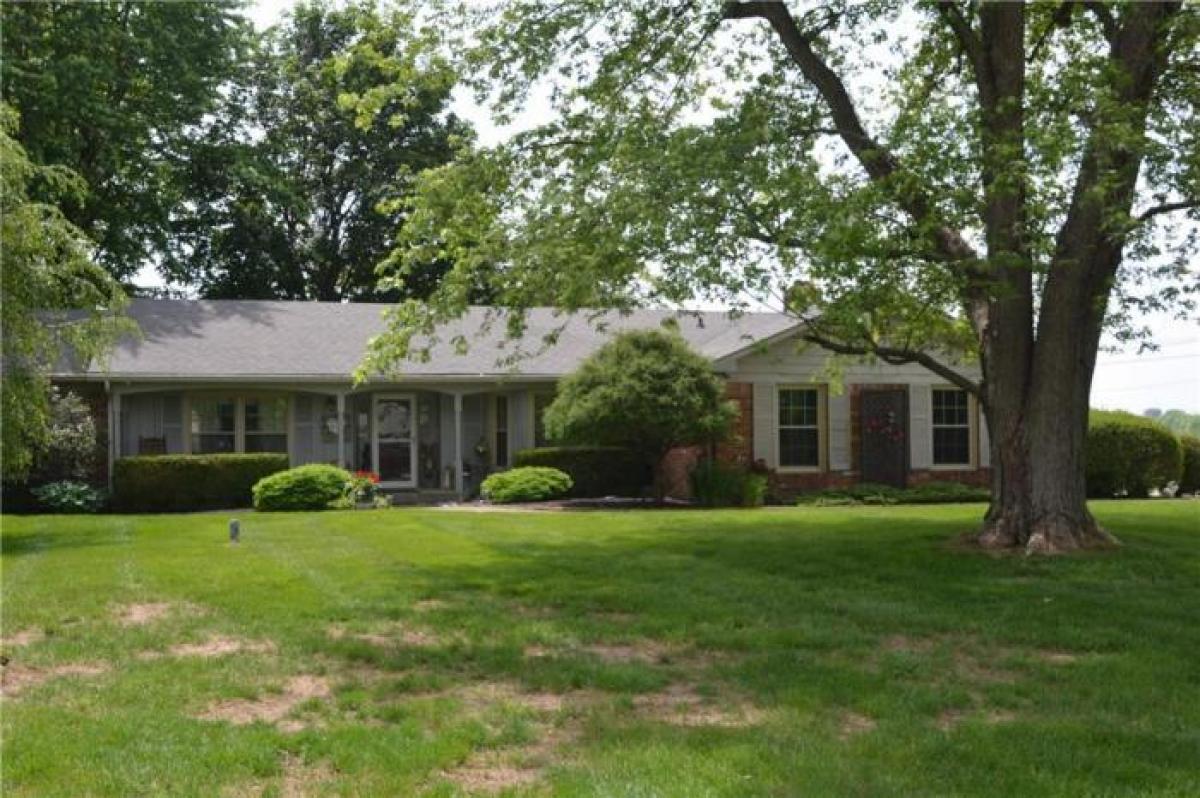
[252,464,352,511]
[481,467,573,504]
[1086,411,1183,498]
[1179,435,1200,494]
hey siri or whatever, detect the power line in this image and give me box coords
[1093,378,1200,393]
[1098,352,1200,365]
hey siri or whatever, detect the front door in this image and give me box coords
[860,389,909,488]
[372,394,416,488]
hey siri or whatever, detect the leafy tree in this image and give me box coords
[369,1,1199,552]
[30,389,101,485]
[1155,409,1200,438]
[0,1,248,282]
[167,1,471,302]
[543,329,737,496]
[1,106,130,482]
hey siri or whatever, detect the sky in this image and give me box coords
[232,0,1198,413]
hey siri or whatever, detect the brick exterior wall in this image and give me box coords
[662,380,991,502]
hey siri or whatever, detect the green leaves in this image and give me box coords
[1,107,132,481]
[543,329,738,466]
[166,2,469,303]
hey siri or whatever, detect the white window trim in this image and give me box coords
[930,386,977,469]
[776,384,827,473]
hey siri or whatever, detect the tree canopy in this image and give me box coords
[544,329,737,488]
[364,1,1198,553]
[1,106,130,481]
[167,1,472,301]
[0,1,248,283]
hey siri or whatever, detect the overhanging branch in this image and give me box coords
[721,1,981,268]
[801,328,982,395]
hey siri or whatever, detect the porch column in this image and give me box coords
[336,392,346,469]
[453,392,464,497]
[106,385,116,491]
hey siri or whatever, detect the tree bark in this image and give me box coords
[726,1,1181,554]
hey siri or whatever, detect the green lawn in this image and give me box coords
[2,502,1198,797]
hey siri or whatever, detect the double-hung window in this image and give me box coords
[190,397,237,454]
[778,387,822,469]
[931,388,972,466]
[244,396,289,453]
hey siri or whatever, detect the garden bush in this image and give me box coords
[796,481,989,506]
[1086,410,1182,498]
[32,481,107,513]
[114,453,289,512]
[513,446,650,498]
[481,466,573,504]
[1178,435,1200,494]
[689,460,767,507]
[252,464,352,511]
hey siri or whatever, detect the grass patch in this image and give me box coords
[2,501,1198,795]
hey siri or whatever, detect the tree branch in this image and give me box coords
[1134,199,1199,222]
[722,1,980,266]
[935,2,986,81]
[799,326,981,395]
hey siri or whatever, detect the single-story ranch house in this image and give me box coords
[53,299,990,500]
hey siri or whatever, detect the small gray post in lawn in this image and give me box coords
[229,518,240,544]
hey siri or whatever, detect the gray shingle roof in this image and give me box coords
[56,299,798,382]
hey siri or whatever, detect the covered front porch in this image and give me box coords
[101,380,556,500]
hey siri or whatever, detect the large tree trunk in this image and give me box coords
[974,1,1176,554]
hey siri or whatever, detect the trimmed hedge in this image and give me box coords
[114,454,289,512]
[1086,411,1182,498]
[481,467,573,504]
[689,460,767,507]
[253,464,351,511]
[513,446,650,498]
[1179,435,1200,494]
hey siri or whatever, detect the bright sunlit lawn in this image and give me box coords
[2,501,1198,796]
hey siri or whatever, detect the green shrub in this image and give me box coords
[690,460,767,507]
[252,464,352,511]
[1086,411,1183,498]
[114,454,289,512]
[513,446,650,498]
[481,466,573,504]
[904,481,991,504]
[1178,436,1200,494]
[796,481,989,506]
[32,481,107,513]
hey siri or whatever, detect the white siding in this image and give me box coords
[909,383,933,470]
[828,390,851,471]
[731,335,984,474]
[752,382,777,467]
